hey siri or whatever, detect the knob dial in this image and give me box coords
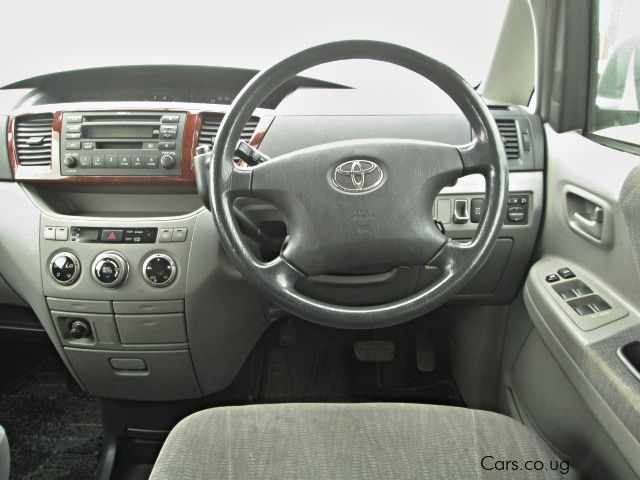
[142,253,177,287]
[92,251,129,288]
[49,252,81,286]
[63,156,77,168]
[160,154,175,169]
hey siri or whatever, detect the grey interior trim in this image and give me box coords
[482,0,536,105]
[0,116,11,181]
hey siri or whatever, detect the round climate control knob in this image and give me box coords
[160,154,175,169]
[49,252,81,285]
[92,251,129,288]
[142,253,177,287]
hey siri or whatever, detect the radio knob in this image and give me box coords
[92,251,129,288]
[63,156,77,168]
[49,252,81,286]
[143,253,177,287]
[160,154,176,169]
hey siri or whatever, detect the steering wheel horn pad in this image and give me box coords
[210,40,508,328]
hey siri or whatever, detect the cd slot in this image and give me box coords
[95,142,144,150]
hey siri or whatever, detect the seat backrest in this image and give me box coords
[0,426,9,480]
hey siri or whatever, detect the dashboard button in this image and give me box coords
[172,228,187,242]
[160,125,178,134]
[55,226,69,241]
[82,142,94,150]
[66,124,81,133]
[100,229,123,242]
[92,155,105,168]
[118,155,131,168]
[66,141,81,150]
[105,155,118,168]
[507,206,525,223]
[142,253,177,287]
[43,226,56,240]
[131,155,145,168]
[508,197,519,205]
[470,198,484,223]
[92,251,129,288]
[145,155,159,168]
[67,114,83,123]
[79,155,92,168]
[143,142,158,150]
[161,115,180,123]
[159,141,176,150]
[66,133,81,139]
[159,131,177,140]
[158,228,173,243]
[49,252,81,285]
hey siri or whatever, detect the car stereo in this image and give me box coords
[60,111,185,176]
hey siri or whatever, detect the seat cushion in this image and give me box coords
[150,403,576,479]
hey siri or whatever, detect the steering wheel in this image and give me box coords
[210,40,508,329]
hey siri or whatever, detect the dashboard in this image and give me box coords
[0,65,545,401]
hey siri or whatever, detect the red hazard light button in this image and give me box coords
[100,229,123,242]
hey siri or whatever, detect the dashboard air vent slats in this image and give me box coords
[14,114,54,166]
[198,114,260,148]
[495,119,520,160]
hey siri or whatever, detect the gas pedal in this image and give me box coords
[353,340,395,362]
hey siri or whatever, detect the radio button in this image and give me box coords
[131,155,145,168]
[161,115,180,123]
[159,131,177,140]
[66,124,81,133]
[160,154,176,169]
[160,125,178,134]
[105,155,118,168]
[82,142,94,150]
[66,141,81,150]
[118,155,131,168]
[145,155,159,168]
[66,133,81,139]
[79,155,92,168]
[92,155,105,168]
[143,142,158,150]
[159,141,176,150]
[67,114,83,123]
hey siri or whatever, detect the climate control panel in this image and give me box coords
[92,251,129,288]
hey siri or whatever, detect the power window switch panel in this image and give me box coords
[559,289,577,300]
[545,274,560,283]
[158,228,173,243]
[55,227,69,241]
[43,226,56,240]
[575,285,593,296]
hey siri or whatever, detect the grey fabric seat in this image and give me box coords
[0,425,9,480]
[150,403,576,479]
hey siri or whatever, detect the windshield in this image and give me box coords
[2,1,508,96]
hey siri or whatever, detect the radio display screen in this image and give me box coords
[83,125,156,139]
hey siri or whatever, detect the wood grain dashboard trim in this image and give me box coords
[8,102,274,184]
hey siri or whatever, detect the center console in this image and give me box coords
[60,111,186,176]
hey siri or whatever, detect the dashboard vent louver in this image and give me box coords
[495,119,520,160]
[197,114,260,148]
[14,114,54,166]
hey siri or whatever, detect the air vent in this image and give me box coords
[495,119,520,160]
[14,114,54,166]
[197,114,260,148]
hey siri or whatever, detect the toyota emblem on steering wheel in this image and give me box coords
[332,160,384,193]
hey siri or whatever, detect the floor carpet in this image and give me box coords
[0,339,102,480]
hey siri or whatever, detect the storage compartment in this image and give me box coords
[65,348,201,401]
[115,313,187,344]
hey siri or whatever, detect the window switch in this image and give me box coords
[558,267,575,279]
[560,289,577,300]
[546,274,560,283]
[575,285,593,296]
[574,304,594,316]
[592,300,611,312]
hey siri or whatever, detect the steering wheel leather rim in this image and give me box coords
[210,40,508,329]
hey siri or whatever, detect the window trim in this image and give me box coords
[585,0,640,155]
